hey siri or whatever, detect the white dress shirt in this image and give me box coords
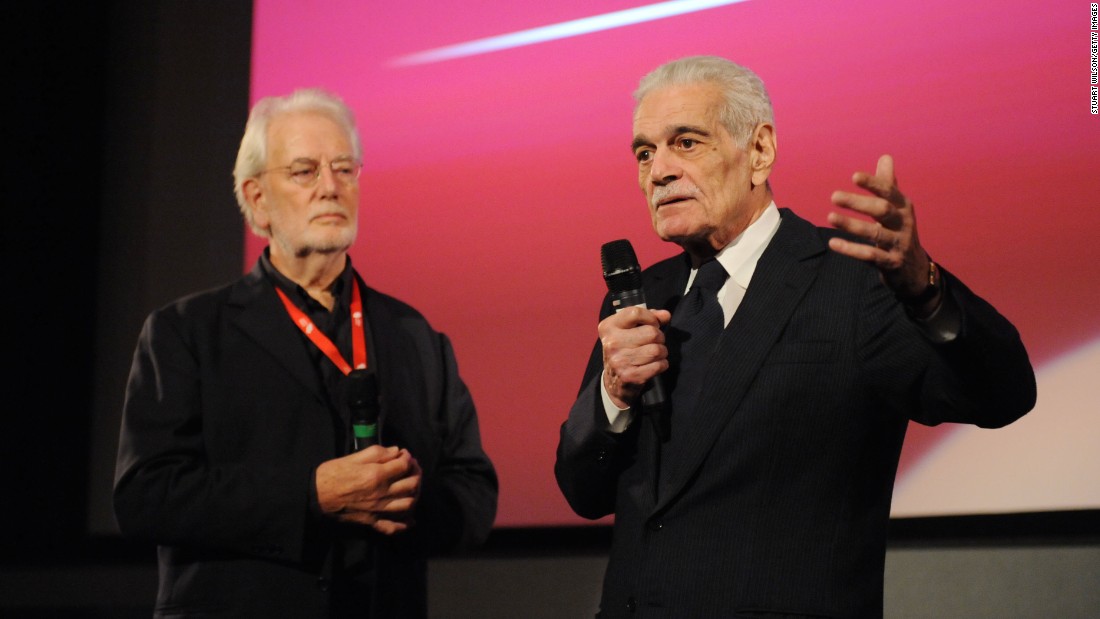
[601,203,782,431]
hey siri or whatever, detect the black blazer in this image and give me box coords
[115,261,497,618]
[556,209,1035,618]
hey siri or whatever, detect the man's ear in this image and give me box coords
[749,122,777,187]
[243,177,270,230]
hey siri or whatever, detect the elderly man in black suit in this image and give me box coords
[555,56,1034,618]
[115,88,497,618]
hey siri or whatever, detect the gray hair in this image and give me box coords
[634,56,774,147]
[232,88,362,237]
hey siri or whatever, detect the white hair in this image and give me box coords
[634,56,774,147]
[232,88,362,237]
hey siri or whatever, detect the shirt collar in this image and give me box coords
[711,201,781,291]
[259,247,355,312]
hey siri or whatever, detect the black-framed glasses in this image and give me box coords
[260,157,362,187]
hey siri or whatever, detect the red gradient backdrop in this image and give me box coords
[248,0,1100,526]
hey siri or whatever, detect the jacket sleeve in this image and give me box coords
[858,265,1036,429]
[113,304,318,563]
[412,333,498,555]
[911,268,1036,427]
[554,295,639,520]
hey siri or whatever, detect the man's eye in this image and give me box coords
[290,166,317,178]
[678,138,697,150]
[635,149,652,163]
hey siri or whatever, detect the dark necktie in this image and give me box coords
[664,258,728,445]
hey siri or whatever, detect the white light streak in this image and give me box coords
[390,0,751,67]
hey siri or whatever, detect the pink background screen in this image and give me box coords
[249,0,1100,526]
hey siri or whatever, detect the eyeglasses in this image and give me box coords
[260,157,362,187]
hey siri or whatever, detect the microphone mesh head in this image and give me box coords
[601,239,635,273]
[601,239,642,294]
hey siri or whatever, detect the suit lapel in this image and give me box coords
[646,253,691,315]
[229,261,325,402]
[655,210,828,513]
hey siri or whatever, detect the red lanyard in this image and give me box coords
[275,281,367,375]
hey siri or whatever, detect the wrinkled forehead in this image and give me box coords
[267,110,355,162]
[632,83,725,139]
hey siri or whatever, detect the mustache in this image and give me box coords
[310,207,350,220]
[650,183,700,208]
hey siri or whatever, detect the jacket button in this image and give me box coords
[626,596,636,612]
[596,450,608,463]
[316,577,330,592]
[648,520,663,531]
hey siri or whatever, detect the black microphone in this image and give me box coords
[347,369,380,450]
[600,239,669,419]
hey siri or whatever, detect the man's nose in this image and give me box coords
[649,148,682,185]
[316,163,340,195]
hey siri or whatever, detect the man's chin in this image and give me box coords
[654,224,717,257]
[293,234,357,258]
[654,222,702,245]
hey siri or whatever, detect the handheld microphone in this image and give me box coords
[600,239,668,417]
[347,369,380,450]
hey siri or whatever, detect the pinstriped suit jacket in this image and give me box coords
[555,208,1034,619]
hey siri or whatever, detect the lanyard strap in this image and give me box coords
[275,281,367,375]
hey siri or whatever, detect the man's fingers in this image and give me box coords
[609,355,668,384]
[650,309,671,325]
[851,154,896,194]
[828,234,903,271]
[348,444,401,464]
[371,518,412,535]
[386,472,421,498]
[341,477,420,514]
[851,155,909,212]
[605,331,668,371]
[600,313,668,364]
[827,211,881,240]
[372,451,415,484]
[830,190,890,220]
[830,191,906,232]
[336,512,412,535]
[876,154,895,186]
[376,496,417,513]
[828,237,879,263]
[344,493,416,513]
[605,305,666,330]
[600,306,673,406]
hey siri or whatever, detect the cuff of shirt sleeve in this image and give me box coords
[909,285,961,343]
[600,372,635,433]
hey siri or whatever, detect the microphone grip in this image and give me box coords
[353,421,378,450]
[348,369,380,450]
[602,238,668,439]
[640,375,668,414]
[609,293,668,416]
